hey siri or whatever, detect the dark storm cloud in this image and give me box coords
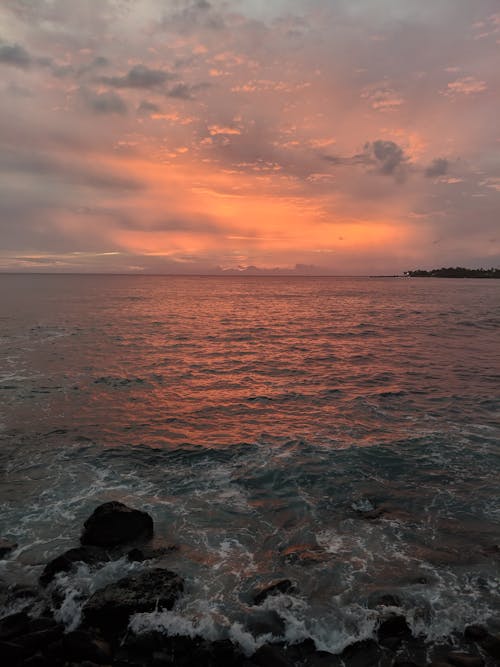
[85,90,128,115]
[158,0,225,34]
[369,140,408,176]
[137,100,162,114]
[118,213,234,235]
[101,65,174,89]
[166,83,194,99]
[0,41,31,67]
[322,141,409,179]
[0,148,144,192]
[425,158,449,178]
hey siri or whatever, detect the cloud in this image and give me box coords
[361,83,404,111]
[137,100,162,115]
[0,41,31,68]
[166,83,193,99]
[102,64,174,89]
[85,90,127,115]
[425,158,449,178]
[444,76,487,97]
[369,140,408,177]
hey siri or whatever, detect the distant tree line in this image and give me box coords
[405,267,500,278]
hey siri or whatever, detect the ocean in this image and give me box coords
[0,274,499,655]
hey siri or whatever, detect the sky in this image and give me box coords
[0,0,498,274]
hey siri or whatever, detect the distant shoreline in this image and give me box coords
[405,267,500,279]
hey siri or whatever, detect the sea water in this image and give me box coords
[0,275,499,654]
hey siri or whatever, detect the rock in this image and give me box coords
[340,639,383,667]
[253,644,292,667]
[126,545,177,562]
[464,625,489,642]
[480,635,500,661]
[13,623,64,653]
[446,652,484,667]
[63,630,112,664]
[0,639,29,664]
[0,538,17,558]
[81,502,154,548]
[0,610,30,640]
[208,639,246,667]
[82,568,183,635]
[253,579,295,605]
[40,546,108,586]
[245,609,286,637]
[367,591,402,608]
[377,614,412,644]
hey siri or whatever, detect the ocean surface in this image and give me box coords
[0,274,499,654]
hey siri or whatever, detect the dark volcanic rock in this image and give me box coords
[40,546,108,586]
[367,591,403,609]
[253,643,292,667]
[464,625,489,642]
[0,538,17,558]
[446,652,484,667]
[62,629,112,663]
[377,614,412,645]
[81,501,154,547]
[253,579,295,606]
[480,635,500,661]
[127,544,177,562]
[340,639,383,667]
[82,568,183,635]
[0,610,30,640]
[464,625,500,661]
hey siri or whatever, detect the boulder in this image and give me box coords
[252,644,292,667]
[82,568,183,635]
[340,639,383,667]
[81,501,154,547]
[62,630,112,664]
[446,652,484,667]
[479,635,500,661]
[0,538,17,558]
[367,591,402,609]
[253,579,295,606]
[377,614,412,644]
[40,546,108,586]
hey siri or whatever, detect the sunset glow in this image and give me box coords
[0,0,498,273]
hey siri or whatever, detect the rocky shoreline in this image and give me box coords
[1,502,499,667]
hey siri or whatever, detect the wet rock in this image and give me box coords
[13,622,64,653]
[480,635,500,661]
[464,625,489,642]
[253,643,292,667]
[446,652,484,667]
[0,610,30,640]
[126,544,177,562]
[340,639,383,667]
[208,639,246,667]
[245,608,286,637]
[40,546,108,586]
[81,501,154,548]
[367,591,402,608]
[0,639,30,664]
[281,638,318,664]
[377,614,412,644]
[0,538,17,558]
[253,579,295,605]
[21,653,55,666]
[63,630,112,664]
[82,568,183,635]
